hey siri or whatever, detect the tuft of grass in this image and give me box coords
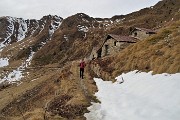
[148,29,172,44]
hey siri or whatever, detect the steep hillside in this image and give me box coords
[31,13,116,66]
[0,15,63,44]
[91,20,180,80]
[0,15,63,66]
[110,0,180,32]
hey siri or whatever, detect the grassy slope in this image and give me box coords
[97,21,180,78]
[0,61,97,120]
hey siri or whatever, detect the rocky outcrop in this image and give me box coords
[0,15,63,45]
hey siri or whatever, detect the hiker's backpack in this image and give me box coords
[80,62,85,68]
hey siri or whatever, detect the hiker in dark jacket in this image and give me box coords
[79,59,86,79]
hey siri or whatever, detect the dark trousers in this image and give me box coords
[80,68,84,79]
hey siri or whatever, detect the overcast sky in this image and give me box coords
[0,0,161,19]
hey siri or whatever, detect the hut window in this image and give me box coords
[134,32,137,37]
[114,41,117,46]
[92,55,95,60]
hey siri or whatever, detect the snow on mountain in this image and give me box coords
[5,17,15,43]
[39,19,47,34]
[0,16,29,53]
[64,35,69,41]
[0,42,5,52]
[77,25,89,32]
[115,18,125,23]
[23,50,35,68]
[0,15,63,48]
[0,57,9,67]
[85,71,180,120]
[49,16,63,37]
[26,19,39,37]
[5,17,28,42]
[16,18,28,41]
[0,15,63,64]
[0,48,35,84]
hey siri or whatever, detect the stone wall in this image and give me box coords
[101,38,121,57]
[89,38,135,60]
[89,60,113,81]
[89,47,98,60]
[131,30,151,40]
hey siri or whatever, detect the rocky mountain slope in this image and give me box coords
[0,0,180,119]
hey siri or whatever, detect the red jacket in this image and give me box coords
[80,61,86,68]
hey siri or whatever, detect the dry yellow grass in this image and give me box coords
[98,21,180,78]
[0,60,97,119]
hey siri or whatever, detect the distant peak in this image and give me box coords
[41,15,63,20]
[76,13,88,17]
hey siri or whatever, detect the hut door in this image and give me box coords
[134,32,137,37]
[97,48,102,58]
[105,45,109,55]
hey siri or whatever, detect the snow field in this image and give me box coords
[85,71,180,120]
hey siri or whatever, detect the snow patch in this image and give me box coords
[1,69,24,83]
[4,17,28,42]
[96,20,103,23]
[29,20,39,37]
[115,18,125,23]
[64,35,69,41]
[17,19,28,41]
[110,20,113,24]
[77,25,89,32]
[85,71,180,120]
[82,18,89,22]
[0,42,6,52]
[0,57,9,67]
[49,17,62,37]
[5,17,15,43]
[0,49,35,84]
[39,20,46,33]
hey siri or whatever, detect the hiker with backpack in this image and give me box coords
[79,59,86,79]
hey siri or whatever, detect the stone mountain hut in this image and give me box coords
[90,34,138,60]
[130,27,156,40]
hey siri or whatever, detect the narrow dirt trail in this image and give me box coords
[71,60,97,103]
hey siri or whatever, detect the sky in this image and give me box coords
[0,0,161,19]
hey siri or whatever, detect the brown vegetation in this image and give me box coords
[94,21,180,79]
[0,0,180,119]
